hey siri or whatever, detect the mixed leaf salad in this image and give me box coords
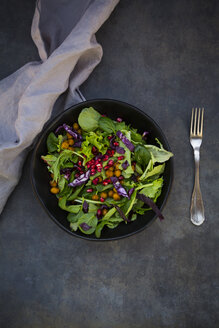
[41,107,173,238]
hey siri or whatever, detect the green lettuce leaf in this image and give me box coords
[144,144,173,164]
[78,107,101,132]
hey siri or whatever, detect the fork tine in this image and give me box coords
[197,108,201,135]
[194,107,197,135]
[200,108,204,136]
[190,108,194,135]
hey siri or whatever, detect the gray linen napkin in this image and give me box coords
[0,0,119,214]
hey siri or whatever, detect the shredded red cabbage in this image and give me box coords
[82,200,89,213]
[142,131,149,141]
[136,193,164,221]
[128,187,135,198]
[116,131,135,152]
[68,170,90,187]
[113,205,130,222]
[110,177,129,198]
[109,135,116,149]
[55,124,82,140]
[73,140,82,148]
[116,146,125,154]
[122,160,129,170]
[80,223,91,231]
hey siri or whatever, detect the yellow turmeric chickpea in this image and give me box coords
[106,170,114,178]
[73,123,79,130]
[68,139,74,146]
[98,176,103,183]
[113,193,121,201]
[114,162,120,170]
[92,194,99,201]
[50,180,57,187]
[51,173,54,179]
[50,187,60,194]
[100,192,108,199]
[113,187,117,193]
[77,129,82,135]
[114,169,121,177]
[108,190,114,198]
[61,140,69,149]
[68,146,75,151]
[132,165,135,171]
[109,167,114,171]
[66,132,73,139]
[102,208,108,216]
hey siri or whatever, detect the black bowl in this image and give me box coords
[31,99,173,241]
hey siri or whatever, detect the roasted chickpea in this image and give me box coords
[114,162,120,170]
[114,169,121,177]
[92,194,99,201]
[51,173,54,179]
[68,139,74,146]
[68,146,75,151]
[132,165,135,171]
[73,123,79,130]
[50,180,57,187]
[102,208,108,216]
[98,176,103,182]
[113,187,117,193]
[109,166,114,171]
[77,129,82,135]
[113,193,121,201]
[66,132,73,139]
[108,190,114,198]
[50,187,60,194]
[100,192,108,199]
[106,170,114,178]
[61,141,69,149]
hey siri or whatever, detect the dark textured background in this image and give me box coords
[0,0,218,327]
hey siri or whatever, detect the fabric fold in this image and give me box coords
[0,0,119,213]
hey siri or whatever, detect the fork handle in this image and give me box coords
[190,149,205,225]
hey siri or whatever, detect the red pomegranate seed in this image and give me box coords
[96,163,102,168]
[111,150,115,155]
[97,158,102,162]
[106,149,112,155]
[113,141,119,147]
[91,171,96,176]
[91,164,96,170]
[75,173,80,178]
[101,114,106,117]
[78,160,82,166]
[104,165,110,170]
[97,167,102,172]
[118,156,124,160]
[92,146,97,153]
[92,178,99,185]
[103,155,109,161]
[118,175,124,181]
[86,188,93,193]
[102,180,108,186]
[108,159,114,166]
[116,117,123,122]
[97,209,102,218]
[107,135,112,140]
[100,197,105,202]
[87,163,91,168]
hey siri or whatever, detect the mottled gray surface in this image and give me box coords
[0,0,219,327]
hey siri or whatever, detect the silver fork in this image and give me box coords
[190,107,205,226]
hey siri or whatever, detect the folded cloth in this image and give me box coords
[0,0,119,214]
